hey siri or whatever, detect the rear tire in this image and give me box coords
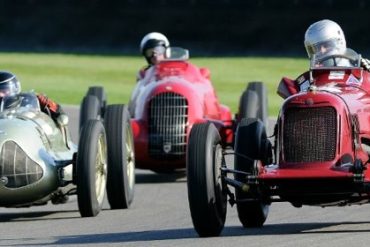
[87,86,107,117]
[187,122,227,237]
[105,104,135,209]
[77,120,107,217]
[79,95,100,132]
[238,82,268,126]
[239,90,258,120]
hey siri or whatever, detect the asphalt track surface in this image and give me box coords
[0,106,369,246]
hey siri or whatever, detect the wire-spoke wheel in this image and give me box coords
[77,120,107,217]
[105,104,135,209]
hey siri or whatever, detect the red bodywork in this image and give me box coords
[130,60,233,170]
[261,68,370,206]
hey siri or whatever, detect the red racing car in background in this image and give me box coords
[187,48,370,237]
[128,47,233,173]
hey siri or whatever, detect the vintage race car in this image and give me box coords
[187,49,370,237]
[0,92,117,216]
[128,47,233,172]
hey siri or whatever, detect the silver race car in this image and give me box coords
[0,92,114,217]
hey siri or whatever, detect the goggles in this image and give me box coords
[144,46,166,58]
[306,39,342,58]
[0,81,19,97]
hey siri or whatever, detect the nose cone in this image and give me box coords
[0,140,43,188]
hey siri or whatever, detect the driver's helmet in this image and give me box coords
[140,32,170,64]
[304,19,346,59]
[0,71,21,99]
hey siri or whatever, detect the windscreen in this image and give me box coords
[164,47,190,61]
[0,93,40,112]
[310,48,361,69]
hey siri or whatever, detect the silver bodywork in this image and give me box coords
[0,93,76,207]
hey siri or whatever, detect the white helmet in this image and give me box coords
[139,32,170,55]
[304,19,346,59]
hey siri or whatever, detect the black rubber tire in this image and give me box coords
[238,82,268,127]
[79,95,100,132]
[247,82,268,126]
[239,90,258,120]
[187,122,227,237]
[105,104,135,209]
[76,120,107,217]
[234,118,269,227]
[87,86,107,118]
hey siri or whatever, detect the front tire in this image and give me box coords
[187,122,227,237]
[105,104,135,209]
[77,120,107,217]
[234,118,269,227]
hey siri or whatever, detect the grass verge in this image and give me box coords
[0,52,308,116]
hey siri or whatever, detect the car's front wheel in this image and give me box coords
[234,118,270,227]
[187,122,227,237]
[105,104,135,209]
[76,119,107,217]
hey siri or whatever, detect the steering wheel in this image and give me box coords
[316,54,358,67]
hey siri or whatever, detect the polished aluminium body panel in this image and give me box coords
[0,94,76,206]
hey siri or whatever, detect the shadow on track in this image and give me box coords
[0,210,79,223]
[10,221,370,246]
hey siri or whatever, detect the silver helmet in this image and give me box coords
[304,19,346,59]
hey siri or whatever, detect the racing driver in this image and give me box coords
[277,19,370,98]
[0,71,67,126]
[137,32,170,80]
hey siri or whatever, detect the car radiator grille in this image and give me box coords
[148,92,188,159]
[283,107,337,162]
[0,141,43,188]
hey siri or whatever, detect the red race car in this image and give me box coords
[187,48,370,237]
[128,47,233,172]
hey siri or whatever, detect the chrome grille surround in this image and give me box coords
[0,141,43,188]
[148,92,188,159]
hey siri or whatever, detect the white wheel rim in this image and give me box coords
[214,144,223,187]
[125,126,135,193]
[95,133,107,205]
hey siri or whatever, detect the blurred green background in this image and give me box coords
[0,52,307,116]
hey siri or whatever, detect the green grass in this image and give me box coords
[0,52,308,116]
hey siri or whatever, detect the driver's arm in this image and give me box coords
[136,65,150,81]
[277,77,299,99]
[37,94,64,118]
[277,72,311,99]
[361,58,370,71]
